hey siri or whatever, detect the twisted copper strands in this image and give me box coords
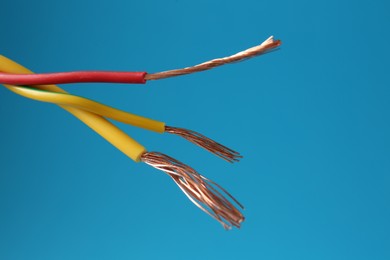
[145,36,281,80]
[165,126,242,163]
[141,152,244,229]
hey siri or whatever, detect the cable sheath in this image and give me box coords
[8,85,166,133]
[0,71,147,85]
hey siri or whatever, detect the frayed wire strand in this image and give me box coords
[165,126,242,163]
[141,152,244,229]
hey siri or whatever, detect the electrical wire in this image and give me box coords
[0,36,281,85]
[0,35,281,229]
[6,84,241,161]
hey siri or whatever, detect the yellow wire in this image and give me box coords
[7,85,165,133]
[0,55,146,162]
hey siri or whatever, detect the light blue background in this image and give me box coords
[1,0,389,259]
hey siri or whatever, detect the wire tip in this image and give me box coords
[145,35,282,80]
[141,152,244,229]
[165,126,242,163]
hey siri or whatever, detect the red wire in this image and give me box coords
[0,71,147,85]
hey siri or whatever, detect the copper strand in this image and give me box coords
[165,126,242,163]
[141,152,244,229]
[145,36,281,80]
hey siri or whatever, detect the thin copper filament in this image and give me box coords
[165,126,242,163]
[145,36,281,80]
[141,152,244,229]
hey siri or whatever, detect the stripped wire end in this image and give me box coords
[141,152,244,229]
[165,126,242,163]
[145,36,282,80]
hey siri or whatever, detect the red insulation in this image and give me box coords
[0,71,147,85]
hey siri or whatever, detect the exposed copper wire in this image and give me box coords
[165,126,242,163]
[145,36,281,80]
[141,152,244,229]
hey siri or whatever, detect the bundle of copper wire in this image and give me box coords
[141,152,244,229]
